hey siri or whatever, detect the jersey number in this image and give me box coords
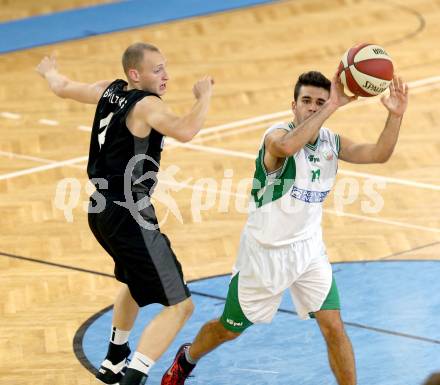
[98,112,114,150]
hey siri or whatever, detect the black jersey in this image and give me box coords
[87,79,164,196]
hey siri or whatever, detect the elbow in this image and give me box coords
[176,131,195,143]
[374,153,392,163]
[276,142,299,158]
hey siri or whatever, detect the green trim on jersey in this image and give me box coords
[251,143,296,208]
[309,276,341,318]
[305,135,320,151]
[220,274,253,333]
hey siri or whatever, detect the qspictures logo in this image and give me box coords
[54,155,387,228]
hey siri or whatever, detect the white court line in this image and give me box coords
[196,110,292,136]
[0,150,438,233]
[0,74,438,223]
[232,368,280,374]
[0,150,53,164]
[173,142,440,191]
[0,150,86,169]
[192,122,270,144]
[325,209,440,234]
[1,139,439,192]
[0,156,87,181]
[38,118,59,126]
[190,75,440,136]
[74,73,440,149]
[338,170,440,191]
[159,180,440,234]
[78,125,92,131]
[171,141,255,160]
[0,112,21,120]
[162,75,440,148]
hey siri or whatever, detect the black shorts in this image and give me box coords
[88,191,191,307]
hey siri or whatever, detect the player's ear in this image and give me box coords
[128,68,140,83]
[291,100,296,113]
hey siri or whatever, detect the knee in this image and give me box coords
[172,298,194,320]
[319,317,346,342]
[209,320,241,342]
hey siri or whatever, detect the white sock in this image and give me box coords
[110,326,130,345]
[128,351,155,375]
[185,346,197,365]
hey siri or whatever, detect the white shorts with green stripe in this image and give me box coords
[230,229,339,324]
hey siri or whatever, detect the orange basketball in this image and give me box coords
[338,43,394,97]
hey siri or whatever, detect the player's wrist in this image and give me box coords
[43,68,58,79]
[323,99,339,113]
[388,111,404,119]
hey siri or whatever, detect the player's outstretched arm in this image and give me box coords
[134,76,214,142]
[36,55,111,104]
[266,71,357,159]
[339,75,408,164]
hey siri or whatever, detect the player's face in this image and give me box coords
[137,50,169,95]
[292,85,329,125]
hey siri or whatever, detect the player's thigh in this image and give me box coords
[220,272,284,333]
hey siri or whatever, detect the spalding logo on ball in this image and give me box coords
[338,43,394,97]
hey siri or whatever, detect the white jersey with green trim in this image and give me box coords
[246,121,340,246]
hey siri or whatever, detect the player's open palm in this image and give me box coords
[381,75,408,117]
[36,55,57,78]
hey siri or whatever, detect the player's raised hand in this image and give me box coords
[193,76,214,100]
[36,55,57,78]
[328,70,358,108]
[381,75,408,117]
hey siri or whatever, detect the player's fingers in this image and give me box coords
[397,76,404,93]
[389,79,396,95]
[392,74,398,90]
[332,70,340,84]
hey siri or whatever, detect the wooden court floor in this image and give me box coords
[0,0,439,384]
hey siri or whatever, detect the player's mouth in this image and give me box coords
[160,83,167,91]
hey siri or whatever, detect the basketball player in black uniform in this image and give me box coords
[36,43,213,385]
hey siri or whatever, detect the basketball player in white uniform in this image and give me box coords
[162,70,408,385]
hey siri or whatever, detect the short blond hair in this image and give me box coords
[122,42,159,76]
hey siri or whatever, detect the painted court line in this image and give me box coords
[0,112,21,120]
[160,179,440,234]
[173,142,440,192]
[0,150,53,164]
[163,74,440,160]
[325,209,440,234]
[0,150,437,233]
[38,118,59,126]
[0,156,87,181]
[233,368,280,374]
[189,74,440,137]
[78,125,92,131]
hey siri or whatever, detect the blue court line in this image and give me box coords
[0,0,277,54]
